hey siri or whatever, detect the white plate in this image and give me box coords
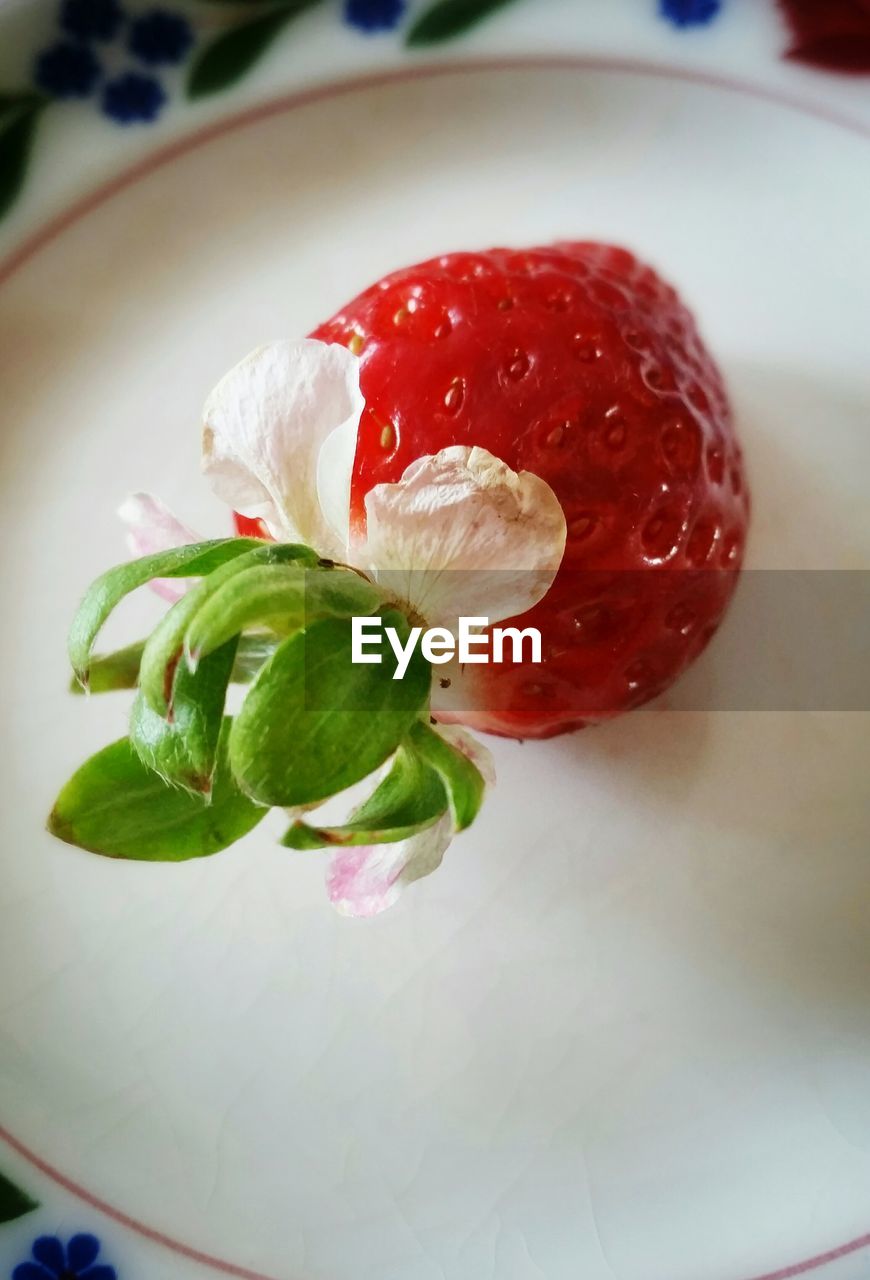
[1,5,869,1279]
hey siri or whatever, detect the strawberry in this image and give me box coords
[242,243,748,739]
[59,247,746,912]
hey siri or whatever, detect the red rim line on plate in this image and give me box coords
[0,1122,280,1280]
[0,55,867,1280]
[3,1120,870,1280]
[0,55,869,289]
[750,1233,870,1280]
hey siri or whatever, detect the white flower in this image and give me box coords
[120,339,568,917]
[200,339,567,631]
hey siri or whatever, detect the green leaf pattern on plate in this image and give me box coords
[187,1,324,99]
[0,96,45,222]
[406,0,519,47]
[0,1169,38,1224]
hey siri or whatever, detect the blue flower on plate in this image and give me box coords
[12,1233,116,1280]
[33,40,101,98]
[30,0,194,126]
[128,9,194,66]
[102,70,166,123]
[59,0,125,42]
[659,0,723,27]
[344,0,407,34]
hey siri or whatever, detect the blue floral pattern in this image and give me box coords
[659,0,723,26]
[344,0,407,33]
[128,10,195,66]
[103,70,166,123]
[31,2,193,125]
[33,42,101,99]
[60,0,125,43]
[11,1233,116,1280]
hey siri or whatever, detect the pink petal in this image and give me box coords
[325,725,494,918]
[326,817,453,918]
[118,492,201,603]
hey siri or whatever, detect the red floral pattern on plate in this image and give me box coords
[778,0,870,73]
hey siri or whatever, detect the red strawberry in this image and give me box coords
[240,243,749,739]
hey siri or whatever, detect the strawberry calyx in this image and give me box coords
[49,535,493,915]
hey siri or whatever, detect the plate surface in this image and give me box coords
[1,8,869,1280]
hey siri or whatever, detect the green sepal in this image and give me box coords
[407,720,485,831]
[68,537,266,685]
[48,720,267,861]
[71,633,279,695]
[184,562,384,666]
[282,740,448,850]
[229,632,281,683]
[130,639,238,795]
[229,608,431,808]
[138,542,317,716]
[71,639,145,694]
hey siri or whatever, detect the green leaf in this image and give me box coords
[0,99,45,222]
[0,1169,38,1223]
[68,537,267,685]
[230,632,280,682]
[229,609,431,807]
[71,639,146,694]
[71,633,277,695]
[130,639,238,794]
[407,720,485,830]
[406,0,518,46]
[282,741,447,849]
[48,722,267,861]
[138,543,315,716]
[185,563,384,665]
[187,0,322,99]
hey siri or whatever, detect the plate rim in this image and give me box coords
[1,52,868,1280]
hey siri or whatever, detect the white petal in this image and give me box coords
[201,339,364,557]
[434,723,497,788]
[118,492,199,557]
[118,492,199,603]
[359,446,566,628]
[315,414,356,555]
[326,817,452,918]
